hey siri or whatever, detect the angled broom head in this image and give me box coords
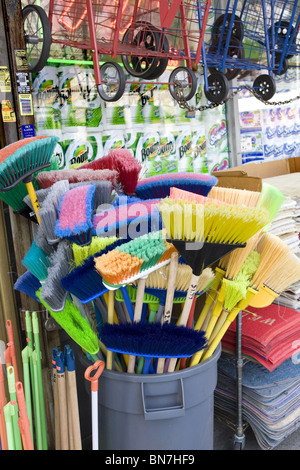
[135,172,218,199]
[0,136,59,190]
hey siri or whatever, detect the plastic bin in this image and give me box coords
[84,344,221,450]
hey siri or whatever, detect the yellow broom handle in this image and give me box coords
[194,268,225,331]
[25,181,41,224]
[106,290,115,370]
[201,288,258,362]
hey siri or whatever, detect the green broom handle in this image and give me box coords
[7,366,22,450]
[32,312,48,450]
[3,402,15,450]
[25,311,38,448]
[32,351,43,450]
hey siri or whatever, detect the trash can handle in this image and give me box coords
[141,378,185,421]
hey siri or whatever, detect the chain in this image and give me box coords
[173,81,300,112]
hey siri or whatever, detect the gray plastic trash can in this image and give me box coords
[91,345,221,450]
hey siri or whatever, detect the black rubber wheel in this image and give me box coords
[274,57,289,76]
[142,27,169,80]
[121,23,161,78]
[97,62,125,102]
[211,14,244,45]
[208,35,244,80]
[204,72,229,103]
[253,74,276,101]
[269,20,295,59]
[168,66,197,102]
[22,4,51,73]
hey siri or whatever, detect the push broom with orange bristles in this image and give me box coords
[158,195,270,372]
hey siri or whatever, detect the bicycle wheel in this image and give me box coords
[121,23,161,78]
[22,4,51,73]
[97,62,125,102]
[204,72,229,103]
[253,74,276,101]
[168,67,197,102]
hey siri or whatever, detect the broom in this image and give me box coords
[0,136,59,223]
[201,233,297,362]
[35,168,117,189]
[77,148,142,195]
[158,197,270,372]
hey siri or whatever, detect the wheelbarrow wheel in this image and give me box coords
[269,21,295,59]
[22,4,51,73]
[274,57,289,76]
[121,23,161,78]
[168,66,197,102]
[97,62,125,102]
[204,72,229,103]
[211,14,244,45]
[253,74,276,101]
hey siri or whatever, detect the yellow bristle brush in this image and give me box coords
[158,197,270,372]
[200,233,294,362]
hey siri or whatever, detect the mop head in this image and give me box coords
[101,322,207,358]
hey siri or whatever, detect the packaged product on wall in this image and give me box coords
[141,83,161,124]
[159,130,177,174]
[239,110,262,130]
[157,71,176,124]
[58,67,88,130]
[102,131,125,155]
[205,114,228,154]
[84,69,103,130]
[32,66,61,132]
[176,127,194,173]
[127,83,145,128]
[206,152,229,174]
[135,131,161,178]
[191,127,207,173]
[63,133,102,168]
[124,131,142,157]
[104,90,128,129]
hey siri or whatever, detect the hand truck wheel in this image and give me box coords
[208,36,244,81]
[211,13,244,45]
[168,66,197,102]
[22,4,51,73]
[274,57,289,76]
[97,62,125,102]
[253,74,276,101]
[269,21,296,59]
[121,23,161,79]
[204,72,229,103]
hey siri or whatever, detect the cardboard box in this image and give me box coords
[215,157,300,192]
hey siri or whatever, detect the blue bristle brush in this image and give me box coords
[55,184,95,246]
[100,322,207,374]
[14,271,41,302]
[22,240,51,282]
[135,173,218,199]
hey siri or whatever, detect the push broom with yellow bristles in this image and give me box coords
[158,196,270,372]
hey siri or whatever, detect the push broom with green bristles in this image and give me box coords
[158,196,270,372]
[0,136,59,223]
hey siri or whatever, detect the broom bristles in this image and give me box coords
[225,231,261,280]
[250,233,291,290]
[263,251,300,293]
[208,186,261,207]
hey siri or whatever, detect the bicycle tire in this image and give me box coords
[22,4,51,73]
